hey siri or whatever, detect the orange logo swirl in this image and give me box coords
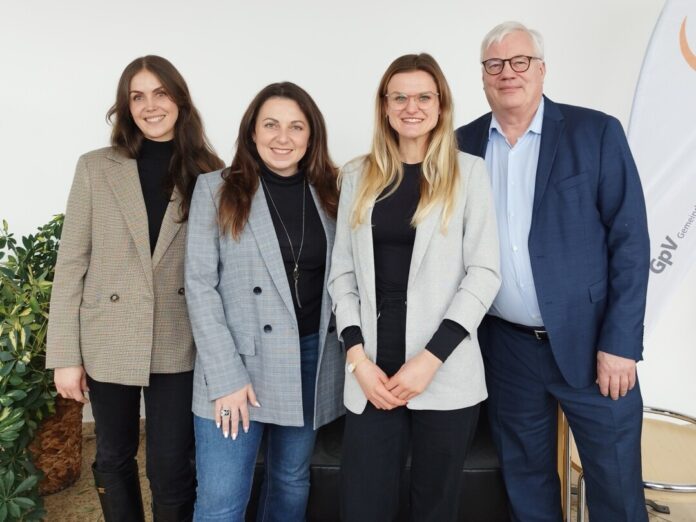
[680,17,696,71]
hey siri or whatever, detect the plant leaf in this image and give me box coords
[13,474,38,495]
[6,500,19,518]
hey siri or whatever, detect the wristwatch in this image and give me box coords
[346,356,368,373]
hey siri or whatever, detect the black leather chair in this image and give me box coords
[247,403,509,521]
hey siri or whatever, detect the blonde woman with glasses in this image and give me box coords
[328,53,501,521]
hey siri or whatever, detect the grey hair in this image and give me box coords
[480,21,545,61]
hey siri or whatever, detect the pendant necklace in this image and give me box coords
[260,174,306,308]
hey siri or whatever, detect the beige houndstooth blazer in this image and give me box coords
[46,147,194,386]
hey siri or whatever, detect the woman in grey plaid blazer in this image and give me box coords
[46,56,224,521]
[328,54,501,521]
[185,83,344,521]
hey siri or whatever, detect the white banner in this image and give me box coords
[629,0,696,336]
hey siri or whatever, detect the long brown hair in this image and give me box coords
[219,82,338,239]
[348,53,459,232]
[106,55,224,221]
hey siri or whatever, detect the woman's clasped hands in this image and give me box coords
[349,346,442,410]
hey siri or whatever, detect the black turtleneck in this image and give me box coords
[137,139,174,254]
[259,163,327,337]
[341,163,469,363]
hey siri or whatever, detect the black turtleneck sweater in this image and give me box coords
[259,163,326,337]
[137,139,174,254]
[341,163,469,363]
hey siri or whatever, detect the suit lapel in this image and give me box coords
[477,114,492,158]
[248,184,296,320]
[104,150,153,293]
[310,185,335,354]
[354,201,376,309]
[152,189,183,269]
[407,202,441,288]
[533,97,565,213]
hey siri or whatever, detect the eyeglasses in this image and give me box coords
[481,55,541,75]
[384,91,440,110]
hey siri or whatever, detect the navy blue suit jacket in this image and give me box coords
[456,96,650,388]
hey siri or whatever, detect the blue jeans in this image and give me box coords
[194,333,319,522]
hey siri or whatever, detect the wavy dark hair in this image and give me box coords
[106,55,224,221]
[219,82,338,239]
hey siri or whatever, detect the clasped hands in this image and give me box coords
[348,345,442,410]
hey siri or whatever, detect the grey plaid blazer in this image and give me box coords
[186,170,345,428]
[328,152,501,414]
[46,147,195,386]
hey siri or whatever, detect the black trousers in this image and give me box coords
[340,293,480,522]
[87,372,196,508]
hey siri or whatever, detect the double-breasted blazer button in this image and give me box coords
[263,324,272,333]
[328,325,336,333]
[253,287,262,295]
[110,294,119,302]
[178,287,185,296]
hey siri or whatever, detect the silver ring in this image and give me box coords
[220,408,231,417]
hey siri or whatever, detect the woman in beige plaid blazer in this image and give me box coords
[46,56,224,521]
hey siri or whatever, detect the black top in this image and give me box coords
[137,139,174,254]
[341,163,468,363]
[373,163,421,293]
[259,163,327,337]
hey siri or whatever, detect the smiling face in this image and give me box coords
[482,30,545,120]
[128,69,179,142]
[253,97,310,177]
[385,70,440,158]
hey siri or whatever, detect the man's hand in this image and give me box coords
[596,350,636,400]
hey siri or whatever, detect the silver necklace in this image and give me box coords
[260,174,306,308]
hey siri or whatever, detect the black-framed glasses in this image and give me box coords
[384,91,439,110]
[481,55,541,75]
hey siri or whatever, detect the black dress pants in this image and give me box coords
[87,371,196,508]
[340,294,480,522]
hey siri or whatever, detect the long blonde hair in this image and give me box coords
[346,53,459,231]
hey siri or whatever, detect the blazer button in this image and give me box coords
[253,286,262,295]
[328,325,336,333]
[178,287,185,296]
[110,294,119,302]
[263,324,272,333]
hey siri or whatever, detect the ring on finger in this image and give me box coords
[220,408,231,417]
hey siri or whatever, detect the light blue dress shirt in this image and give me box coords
[485,99,544,327]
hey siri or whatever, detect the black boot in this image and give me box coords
[152,499,194,522]
[92,461,145,522]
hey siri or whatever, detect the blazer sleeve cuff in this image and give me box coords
[341,326,364,351]
[204,356,252,401]
[426,319,469,362]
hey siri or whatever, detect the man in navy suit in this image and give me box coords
[456,21,650,521]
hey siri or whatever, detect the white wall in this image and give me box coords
[2,0,693,417]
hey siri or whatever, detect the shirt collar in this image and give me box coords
[488,97,545,139]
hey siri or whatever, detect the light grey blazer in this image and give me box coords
[185,170,344,428]
[328,152,501,414]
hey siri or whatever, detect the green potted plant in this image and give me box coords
[0,215,83,521]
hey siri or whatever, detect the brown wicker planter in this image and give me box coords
[30,396,84,495]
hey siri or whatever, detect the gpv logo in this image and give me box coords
[650,237,677,274]
[649,16,694,275]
